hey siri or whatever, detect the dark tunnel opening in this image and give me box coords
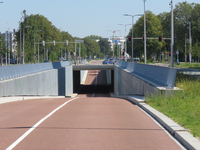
[73,70,114,97]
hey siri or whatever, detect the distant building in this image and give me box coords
[108,36,125,56]
[1,29,17,63]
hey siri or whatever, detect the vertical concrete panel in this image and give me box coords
[0,82,3,96]
[65,66,73,97]
[114,67,118,95]
[58,68,65,96]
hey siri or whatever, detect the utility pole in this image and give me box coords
[170,0,174,67]
[143,0,147,64]
[189,22,192,64]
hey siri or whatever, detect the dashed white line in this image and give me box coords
[6,97,78,150]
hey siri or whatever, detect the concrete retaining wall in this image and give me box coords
[80,70,88,84]
[106,70,111,85]
[65,66,73,96]
[0,66,73,97]
[114,65,181,96]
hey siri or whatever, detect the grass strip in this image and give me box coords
[146,73,200,138]
[174,63,200,69]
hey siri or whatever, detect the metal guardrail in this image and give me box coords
[117,61,177,88]
[0,61,70,81]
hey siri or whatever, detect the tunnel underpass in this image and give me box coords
[73,70,114,97]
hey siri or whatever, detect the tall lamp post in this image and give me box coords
[34,30,42,63]
[123,14,142,59]
[170,0,174,67]
[142,0,147,64]
[23,26,32,64]
[118,24,131,61]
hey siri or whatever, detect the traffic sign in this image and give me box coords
[75,40,84,43]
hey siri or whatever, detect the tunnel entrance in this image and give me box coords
[73,70,114,97]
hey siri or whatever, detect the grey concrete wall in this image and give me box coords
[65,66,73,97]
[114,66,159,96]
[0,69,58,97]
[80,70,88,84]
[106,70,111,85]
[0,65,73,97]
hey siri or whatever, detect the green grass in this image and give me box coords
[174,63,200,69]
[145,73,200,138]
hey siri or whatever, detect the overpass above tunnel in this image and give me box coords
[73,64,114,70]
[72,64,114,94]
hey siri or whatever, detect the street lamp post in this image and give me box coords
[118,24,131,61]
[170,0,174,67]
[23,26,32,64]
[142,0,147,64]
[34,30,42,63]
[124,14,142,60]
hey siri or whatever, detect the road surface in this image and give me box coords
[0,61,184,149]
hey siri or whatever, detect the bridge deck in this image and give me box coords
[73,64,114,70]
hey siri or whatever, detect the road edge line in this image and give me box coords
[6,97,78,150]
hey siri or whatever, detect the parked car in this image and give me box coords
[102,59,108,64]
[133,58,140,63]
[10,59,17,64]
[108,58,116,64]
[44,60,49,63]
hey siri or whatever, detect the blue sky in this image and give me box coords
[0,0,199,38]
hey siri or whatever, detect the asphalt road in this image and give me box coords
[0,61,184,150]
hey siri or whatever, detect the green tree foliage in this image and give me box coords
[0,34,5,56]
[99,38,111,58]
[192,40,200,62]
[85,35,103,40]
[83,37,100,58]
[16,12,62,63]
[129,11,164,60]
[126,2,200,62]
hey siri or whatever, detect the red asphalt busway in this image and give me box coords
[0,61,185,150]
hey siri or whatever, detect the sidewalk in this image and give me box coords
[110,93,200,150]
[0,96,66,105]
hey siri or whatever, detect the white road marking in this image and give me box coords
[6,97,78,150]
[92,70,98,97]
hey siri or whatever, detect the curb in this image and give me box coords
[110,93,200,150]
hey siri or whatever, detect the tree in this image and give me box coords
[99,39,111,58]
[16,13,62,63]
[157,12,171,53]
[83,37,100,59]
[130,11,164,60]
[192,40,200,62]
[0,34,5,63]
[84,35,103,40]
